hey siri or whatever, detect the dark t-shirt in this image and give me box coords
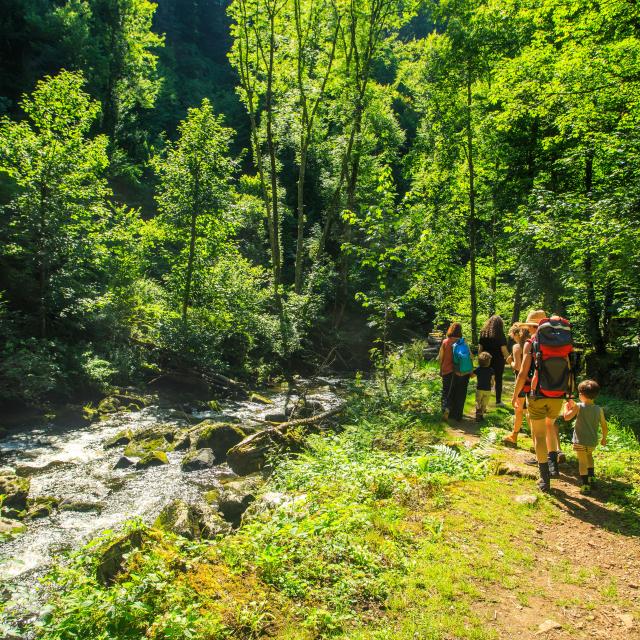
[474,366,494,391]
[479,333,507,365]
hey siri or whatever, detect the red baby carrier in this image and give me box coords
[530,316,575,398]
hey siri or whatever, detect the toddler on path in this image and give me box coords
[474,351,494,422]
[563,379,608,492]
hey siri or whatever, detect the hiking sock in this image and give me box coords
[548,451,559,477]
[588,467,596,486]
[537,462,551,492]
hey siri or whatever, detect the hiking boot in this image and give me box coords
[588,468,596,487]
[548,451,560,477]
[558,451,566,464]
[537,462,551,492]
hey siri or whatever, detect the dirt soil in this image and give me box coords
[448,405,640,639]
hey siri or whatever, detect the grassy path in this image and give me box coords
[431,377,640,639]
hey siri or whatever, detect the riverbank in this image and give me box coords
[3,347,640,638]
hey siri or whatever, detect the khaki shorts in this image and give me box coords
[528,396,564,421]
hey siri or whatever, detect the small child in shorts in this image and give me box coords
[474,352,494,422]
[562,379,608,492]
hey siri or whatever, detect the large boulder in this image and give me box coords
[0,474,30,511]
[181,448,215,471]
[97,529,148,585]
[226,427,305,476]
[190,421,246,462]
[154,500,231,540]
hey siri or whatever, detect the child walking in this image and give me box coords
[474,351,494,422]
[562,379,608,492]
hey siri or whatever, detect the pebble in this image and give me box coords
[619,614,634,628]
[537,620,562,634]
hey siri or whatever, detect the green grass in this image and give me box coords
[19,351,640,640]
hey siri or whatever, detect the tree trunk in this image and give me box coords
[182,174,199,324]
[294,144,307,293]
[466,68,478,344]
[511,280,522,326]
[583,148,606,355]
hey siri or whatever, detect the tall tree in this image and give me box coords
[153,99,236,324]
[0,71,110,339]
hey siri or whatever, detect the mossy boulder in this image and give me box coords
[92,392,147,420]
[113,455,136,470]
[0,517,26,536]
[0,474,30,511]
[135,451,169,470]
[181,448,215,471]
[154,500,231,540]
[191,421,246,462]
[97,529,149,585]
[25,496,59,519]
[250,393,273,405]
[226,427,305,476]
[123,425,178,457]
[104,429,134,449]
[59,499,104,512]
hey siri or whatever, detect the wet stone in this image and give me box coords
[181,448,215,471]
[113,455,136,470]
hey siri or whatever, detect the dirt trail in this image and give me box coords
[446,392,640,639]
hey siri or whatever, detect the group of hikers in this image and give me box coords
[437,310,608,493]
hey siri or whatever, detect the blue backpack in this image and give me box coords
[452,337,473,374]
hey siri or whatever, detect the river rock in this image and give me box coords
[227,427,304,476]
[25,496,59,519]
[0,474,30,511]
[173,430,191,451]
[15,460,69,476]
[97,529,148,585]
[181,448,215,471]
[113,455,136,469]
[154,500,231,540]
[264,412,288,423]
[59,498,103,512]
[135,451,169,470]
[124,426,177,457]
[250,393,273,405]
[191,421,246,461]
[0,517,26,536]
[104,429,133,449]
[217,475,263,525]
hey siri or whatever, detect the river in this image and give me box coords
[0,378,344,629]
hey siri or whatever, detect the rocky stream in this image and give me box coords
[0,377,345,629]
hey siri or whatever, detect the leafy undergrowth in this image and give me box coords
[29,351,640,639]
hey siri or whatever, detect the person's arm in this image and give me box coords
[511,344,522,372]
[600,408,608,446]
[437,343,444,366]
[563,399,579,421]
[511,342,532,406]
[491,375,495,388]
[501,345,510,360]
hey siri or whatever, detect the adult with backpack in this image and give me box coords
[512,310,576,491]
[478,315,510,406]
[437,322,462,419]
[447,325,474,422]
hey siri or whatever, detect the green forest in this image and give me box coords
[1,1,640,638]
[1,0,638,409]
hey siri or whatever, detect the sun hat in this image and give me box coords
[518,309,546,329]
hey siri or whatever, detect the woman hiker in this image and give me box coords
[437,322,462,420]
[478,315,510,407]
[503,323,530,446]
